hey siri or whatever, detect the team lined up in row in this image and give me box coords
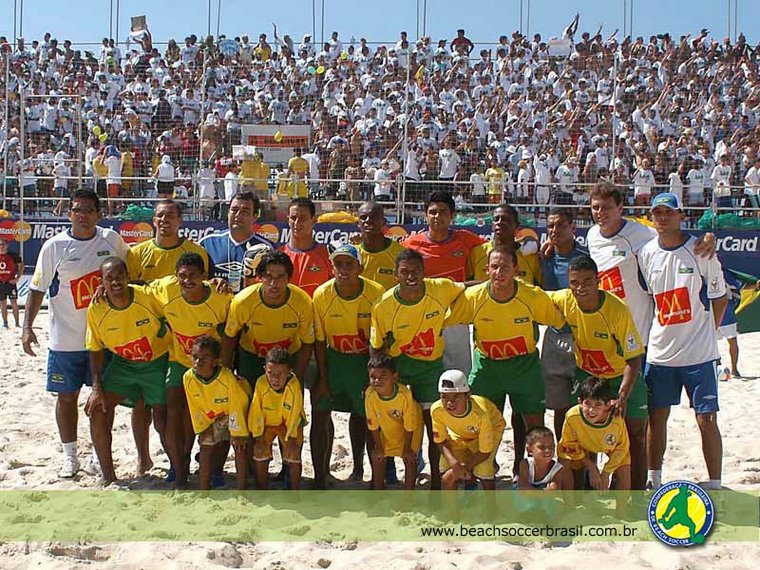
[21,188,727,491]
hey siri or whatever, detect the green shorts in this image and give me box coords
[314,348,368,416]
[237,348,266,384]
[103,354,169,407]
[166,361,189,389]
[572,369,648,419]
[469,349,545,414]
[395,355,443,406]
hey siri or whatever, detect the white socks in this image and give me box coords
[62,441,77,458]
[704,479,722,490]
[647,469,662,489]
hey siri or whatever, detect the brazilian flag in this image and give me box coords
[728,269,760,334]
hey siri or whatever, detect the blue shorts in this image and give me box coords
[644,361,719,414]
[46,350,93,394]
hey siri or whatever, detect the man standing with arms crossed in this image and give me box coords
[403,191,483,375]
[311,244,385,488]
[22,189,131,478]
[640,193,727,491]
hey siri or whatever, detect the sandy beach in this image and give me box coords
[0,315,758,569]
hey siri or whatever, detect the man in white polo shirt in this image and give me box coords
[22,189,132,478]
[640,192,727,491]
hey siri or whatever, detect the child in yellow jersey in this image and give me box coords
[558,377,631,491]
[183,336,250,490]
[364,354,424,490]
[517,426,573,491]
[248,347,306,490]
[431,370,506,490]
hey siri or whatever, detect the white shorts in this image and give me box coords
[716,323,737,340]
[536,186,551,204]
[443,324,472,377]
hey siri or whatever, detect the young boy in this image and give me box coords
[248,347,306,490]
[518,426,573,491]
[183,335,250,490]
[431,369,506,490]
[558,376,631,491]
[364,354,424,490]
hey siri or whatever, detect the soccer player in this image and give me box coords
[183,335,250,490]
[311,244,385,488]
[558,377,631,491]
[402,191,484,375]
[587,182,716,349]
[280,197,333,297]
[200,191,274,293]
[150,252,232,487]
[84,257,170,485]
[370,249,465,489]
[432,369,506,491]
[0,238,22,328]
[223,250,314,384]
[355,201,406,291]
[22,189,131,478]
[549,254,648,490]
[466,203,541,285]
[640,193,727,490]
[540,209,587,439]
[128,199,209,283]
[447,246,564,476]
[364,354,424,490]
[248,347,307,490]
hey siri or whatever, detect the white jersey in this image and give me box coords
[29,226,131,351]
[640,236,726,367]
[587,220,656,344]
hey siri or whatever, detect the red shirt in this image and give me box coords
[280,243,334,298]
[402,229,484,281]
[0,252,22,283]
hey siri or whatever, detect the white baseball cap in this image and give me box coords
[438,369,470,394]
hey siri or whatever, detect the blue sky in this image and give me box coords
[2,0,758,50]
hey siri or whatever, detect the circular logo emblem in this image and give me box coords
[648,481,715,546]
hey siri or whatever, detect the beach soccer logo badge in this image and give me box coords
[648,481,715,546]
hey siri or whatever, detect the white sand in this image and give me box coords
[1,315,758,568]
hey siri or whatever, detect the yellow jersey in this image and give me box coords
[484,167,506,196]
[548,289,644,379]
[467,241,542,285]
[558,404,631,474]
[149,276,232,367]
[446,281,564,360]
[356,239,406,291]
[313,276,385,354]
[370,278,465,361]
[248,373,306,440]
[430,395,506,454]
[225,284,315,357]
[365,383,423,454]
[85,285,169,362]
[183,366,251,437]
[240,160,270,192]
[127,238,209,283]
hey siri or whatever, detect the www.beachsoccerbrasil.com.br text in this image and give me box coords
[420,524,639,539]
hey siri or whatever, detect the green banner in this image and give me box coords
[0,490,757,543]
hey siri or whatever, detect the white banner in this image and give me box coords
[239,125,311,166]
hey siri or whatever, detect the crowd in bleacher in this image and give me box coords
[1,16,760,216]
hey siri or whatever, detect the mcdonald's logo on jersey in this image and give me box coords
[399,328,436,358]
[480,336,529,360]
[655,287,692,326]
[252,338,292,357]
[579,348,615,376]
[70,269,102,310]
[332,329,369,354]
[175,331,202,356]
[113,336,154,362]
[598,267,626,299]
